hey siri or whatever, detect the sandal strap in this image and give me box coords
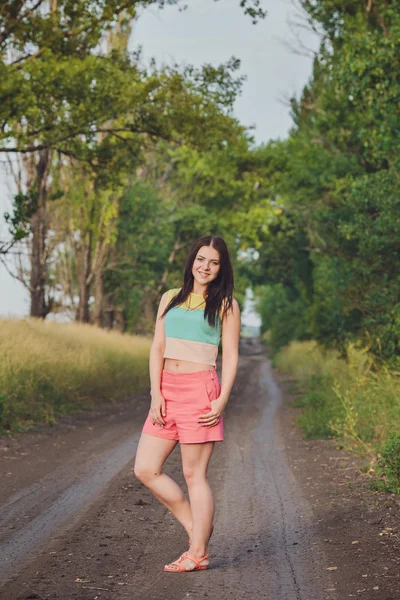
[185,552,209,568]
[170,552,188,566]
[164,552,187,571]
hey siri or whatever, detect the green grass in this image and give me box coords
[292,373,339,439]
[0,319,151,433]
[275,340,400,493]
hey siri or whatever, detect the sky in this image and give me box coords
[0,0,320,319]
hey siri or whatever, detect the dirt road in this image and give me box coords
[1,340,399,600]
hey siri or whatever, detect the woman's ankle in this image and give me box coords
[189,545,207,557]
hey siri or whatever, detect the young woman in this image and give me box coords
[134,235,240,573]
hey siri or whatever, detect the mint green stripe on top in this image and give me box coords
[164,306,221,345]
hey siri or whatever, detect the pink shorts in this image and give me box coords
[142,368,224,444]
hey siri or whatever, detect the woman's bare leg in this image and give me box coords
[165,441,215,570]
[134,433,192,535]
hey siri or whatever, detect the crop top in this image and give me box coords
[163,288,223,366]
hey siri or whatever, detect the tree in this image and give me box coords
[1,0,262,318]
[248,0,400,357]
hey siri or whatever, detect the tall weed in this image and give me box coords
[276,341,400,492]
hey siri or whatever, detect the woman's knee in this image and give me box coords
[134,462,161,484]
[183,467,207,487]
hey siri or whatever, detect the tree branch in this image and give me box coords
[0,0,46,47]
[0,122,173,154]
[372,5,388,37]
[11,47,45,66]
[0,251,32,291]
[0,1,25,47]
[0,238,17,255]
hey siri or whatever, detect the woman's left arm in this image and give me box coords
[198,299,241,427]
[218,298,241,410]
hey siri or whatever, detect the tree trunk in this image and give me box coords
[139,285,156,333]
[76,200,94,322]
[104,306,115,329]
[77,237,92,322]
[155,234,183,296]
[115,307,126,332]
[29,149,52,319]
[93,268,104,327]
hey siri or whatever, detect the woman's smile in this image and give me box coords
[192,245,221,290]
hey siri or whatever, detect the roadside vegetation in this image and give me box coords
[245,3,400,495]
[1,0,400,485]
[0,2,265,432]
[0,319,150,434]
[274,341,400,495]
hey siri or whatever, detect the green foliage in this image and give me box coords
[294,374,339,439]
[1,1,263,323]
[1,0,251,200]
[380,432,400,494]
[245,2,400,361]
[257,284,309,353]
[4,189,39,240]
[103,180,173,329]
[100,129,258,331]
[276,340,400,495]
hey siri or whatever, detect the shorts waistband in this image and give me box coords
[161,367,217,382]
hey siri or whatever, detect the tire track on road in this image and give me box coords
[0,433,141,585]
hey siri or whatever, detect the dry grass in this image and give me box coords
[0,319,151,432]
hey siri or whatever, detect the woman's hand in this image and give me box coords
[198,399,224,428]
[149,393,166,426]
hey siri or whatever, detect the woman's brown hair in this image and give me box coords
[162,235,234,327]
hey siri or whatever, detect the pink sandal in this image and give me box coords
[164,551,209,573]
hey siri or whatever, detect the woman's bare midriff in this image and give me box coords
[163,358,214,373]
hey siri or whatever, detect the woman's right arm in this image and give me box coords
[148,291,168,426]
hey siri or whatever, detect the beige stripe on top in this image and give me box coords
[164,337,218,366]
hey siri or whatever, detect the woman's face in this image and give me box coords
[192,245,221,287]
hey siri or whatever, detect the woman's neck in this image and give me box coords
[191,283,208,297]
